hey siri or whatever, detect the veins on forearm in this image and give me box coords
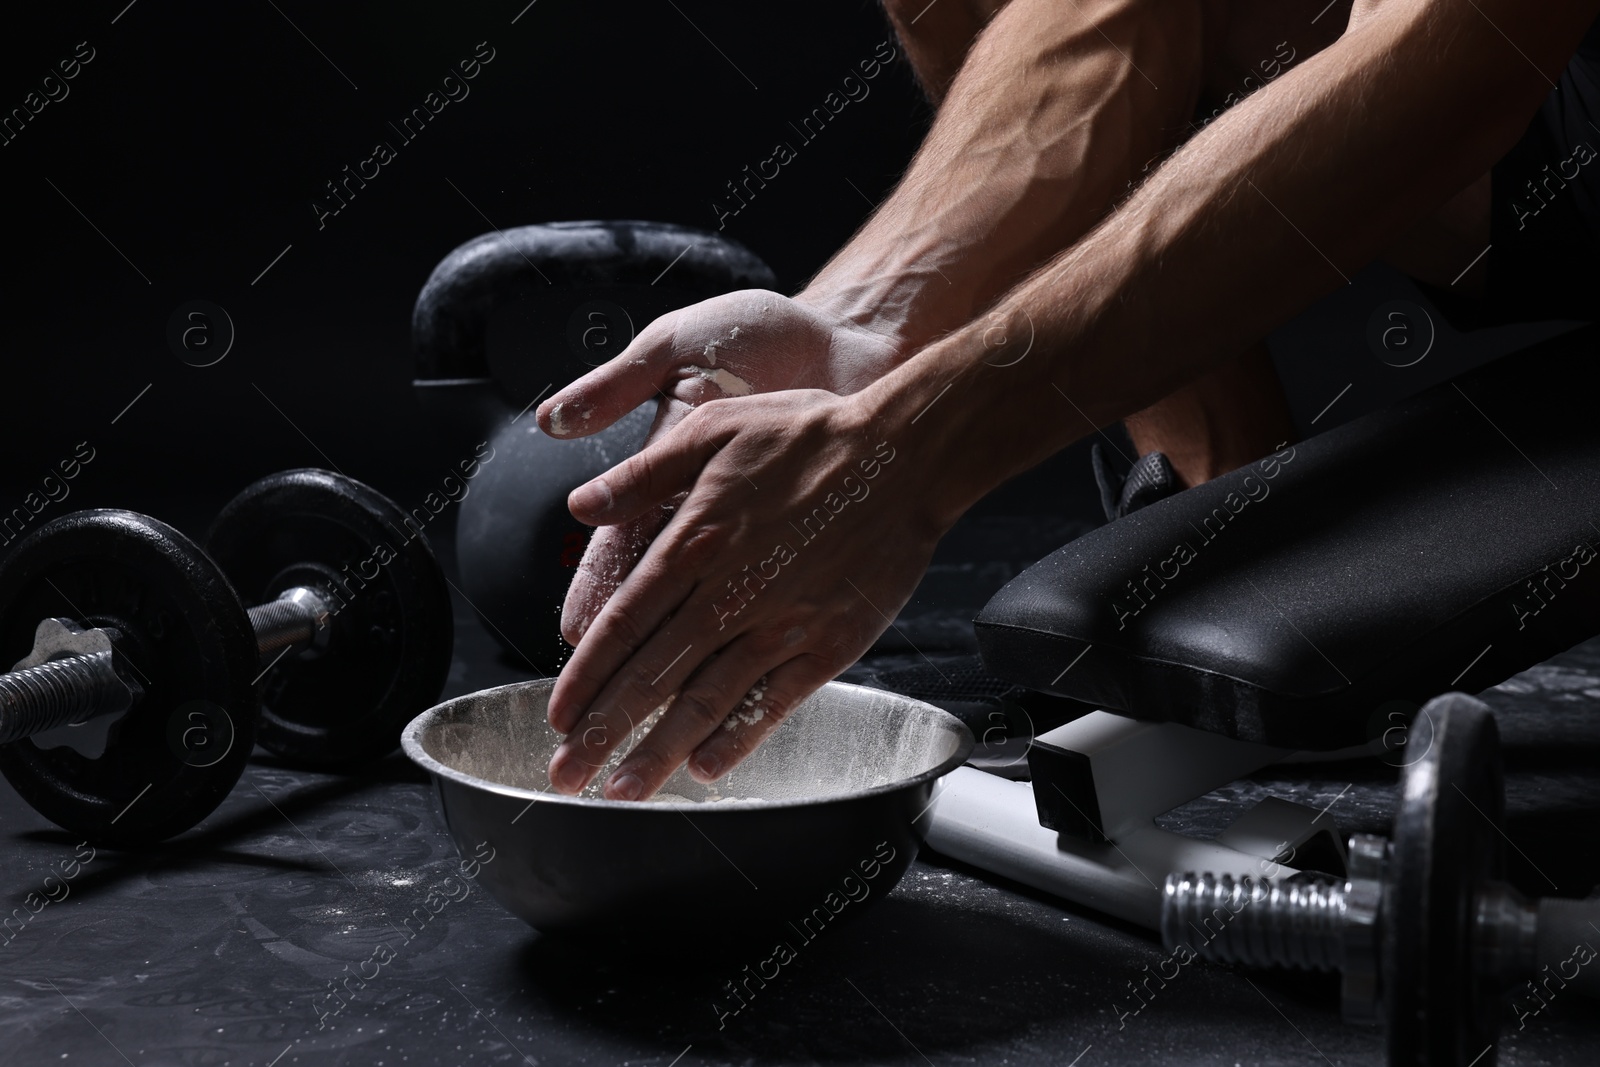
[804,0,1188,352]
[876,0,1580,522]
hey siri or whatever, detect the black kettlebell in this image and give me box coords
[413,220,776,670]
[456,404,655,674]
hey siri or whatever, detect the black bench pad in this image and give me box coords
[975,326,1600,749]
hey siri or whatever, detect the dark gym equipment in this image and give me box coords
[413,220,776,669]
[976,325,1600,748]
[0,511,260,846]
[921,325,1600,1065]
[1161,692,1599,1066]
[208,468,453,766]
[454,405,655,674]
[412,220,777,450]
[0,470,453,845]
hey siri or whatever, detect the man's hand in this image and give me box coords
[536,289,901,646]
[537,386,941,800]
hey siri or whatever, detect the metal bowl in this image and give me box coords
[402,679,973,940]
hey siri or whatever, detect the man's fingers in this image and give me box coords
[536,316,680,438]
[686,656,827,784]
[544,608,712,793]
[616,653,823,799]
[559,516,662,646]
[596,637,783,799]
[546,517,717,739]
[566,411,727,526]
[557,399,726,645]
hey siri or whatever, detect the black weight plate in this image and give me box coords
[1384,692,1505,1066]
[207,469,453,766]
[0,511,259,847]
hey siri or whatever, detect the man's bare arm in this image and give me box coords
[802,0,1215,359]
[538,0,1256,642]
[880,0,1598,524]
[534,0,1593,804]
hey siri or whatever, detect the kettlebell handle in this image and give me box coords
[411,219,777,384]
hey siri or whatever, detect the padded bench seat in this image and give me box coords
[976,326,1600,749]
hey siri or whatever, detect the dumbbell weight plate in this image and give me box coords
[207,469,453,767]
[0,511,259,847]
[1384,693,1505,1066]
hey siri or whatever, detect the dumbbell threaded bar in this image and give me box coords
[1164,840,1600,1056]
[1163,865,1600,993]
[0,649,128,745]
[1161,871,1349,971]
[1156,696,1600,1063]
[0,586,333,750]
[247,588,332,666]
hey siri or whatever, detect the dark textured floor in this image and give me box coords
[4,502,1600,1067]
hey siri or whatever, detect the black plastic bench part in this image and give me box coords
[976,325,1600,749]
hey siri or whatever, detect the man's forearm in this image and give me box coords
[801,0,1210,353]
[871,0,1594,525]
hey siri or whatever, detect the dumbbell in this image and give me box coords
[413,220,776,672]
[1160,692,1598,1066]
[0,469,452,847]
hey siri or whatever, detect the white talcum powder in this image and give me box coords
[724,675,770,730]
[694,367,753,396]
[577,701,760,804]
[700,325,742,366]
[548,401,572,435]
[648,793,749,804]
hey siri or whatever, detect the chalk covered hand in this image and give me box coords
[536,288,900,645]
[532,290,929,799]
[536,384,941,800]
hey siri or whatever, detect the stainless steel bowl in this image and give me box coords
[402,678,973,939]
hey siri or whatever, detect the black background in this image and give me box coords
[1,0,929,518]
[4,9,1600,1065]
[1,1,1580,537]
[0,0,1574,531]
